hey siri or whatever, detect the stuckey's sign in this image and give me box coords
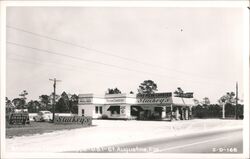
[106,98,125,104]
[136,93,172,98]
[137,98,171,104]
[78,97,92,104]
[136,93,172,104]
[174,92,193,98]
[54,116,92,126]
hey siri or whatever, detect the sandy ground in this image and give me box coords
[6,119,242,152]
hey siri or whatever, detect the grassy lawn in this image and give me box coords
[6,121,93,138]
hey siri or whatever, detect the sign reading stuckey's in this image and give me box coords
[54,116,92,126]
[136,93,172,104]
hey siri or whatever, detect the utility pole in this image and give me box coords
[235,82,238,120]
[222,102,225,119]
[49,78,61,122]
[170,104,173,121]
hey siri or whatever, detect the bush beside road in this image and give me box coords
[6,121,92,138]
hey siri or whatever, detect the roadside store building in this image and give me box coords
[78,92,194,121]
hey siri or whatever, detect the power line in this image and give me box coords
[7,54,143,80]
[7,25,217,79]
[11,56,189,92]
[8,56,228,90]
[9,56,225,103]
[7,41,232,87]
[6,41,182,80]
[9,54,239,107]
[7,25,153,65]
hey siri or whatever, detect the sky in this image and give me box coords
[6,7,244,103]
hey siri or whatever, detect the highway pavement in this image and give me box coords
[85,128,243,153]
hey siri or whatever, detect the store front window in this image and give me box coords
[166,106,172,119]
[154,107,163,119]
[82,109,85,116]
[107,106,120,115]
[99,106,103,114]
[95,106,98,114]
[131,106,143,119]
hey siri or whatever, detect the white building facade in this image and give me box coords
[78,92,194,121]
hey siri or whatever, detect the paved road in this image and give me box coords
[83,128,242,153]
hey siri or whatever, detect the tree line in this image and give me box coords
[192,92,244,119]
[6,90,79,114]
[6,80,244,119]
[192,103,243,119]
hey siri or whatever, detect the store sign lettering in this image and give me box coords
[137,98,170,104]
[54,116,92,126]
[9,113,30,125]
[137,93,172,98]
[174,92,193,98]
[79,98,92,104]
[106,98,125,103]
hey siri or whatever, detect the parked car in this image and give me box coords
[33,111,52,122]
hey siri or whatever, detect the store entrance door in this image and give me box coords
[154,107,163,119]
[165,106,172,120]
[131,106,143,119]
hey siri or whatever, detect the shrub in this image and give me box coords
[101,114,108,119]
[239,115,244,119]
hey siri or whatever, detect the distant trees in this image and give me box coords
[218,92,238,118]
[69,94,79,114]
[54,92,79,114]
[6,91,79,114]
[192,104,222,118]
[237,104,244,119]
[174,87,194,105]
[138,80,158,94]
[192,96,220,118]
[19,90,28,108]
[6,97,13,107]
[27,100,40,113]
[49,93,60,102]
[174,87,193,98]
[6,97,14,114]
[106,88,122,94]
[19,90,28,101]
[218,92,236,105]
[10,90,29,110]
[12,98,26,109]
[174,87,184,96]
[202,97,210,105]
[193,99,200,106]
[192,103,244,119]
[39,95,52,111]
[55,92,70,113]
[191,92,243,119]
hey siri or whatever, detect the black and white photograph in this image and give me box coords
[0,1,249,159]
